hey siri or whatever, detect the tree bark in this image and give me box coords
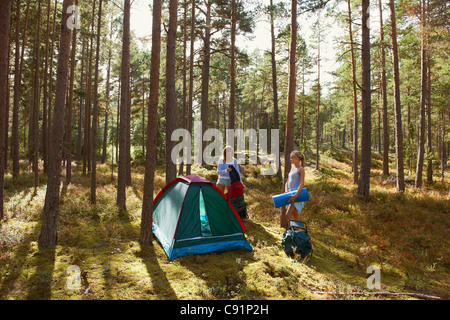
[38,0,73,247]
[200,0,211,167]
[12,0,21,178]
[348,0,359,183]
[165,0,178,184]
[179,0,188,176]
[0,0,12,220]
[84,1,96,176]
[280,0,297,228]
[415,0,427,188]
[378,0,389,177]
[270,0,282,181]
[389,0,405,192]
[315,19,321,171]
[229,0,236,131]
[102,27,112,164]
[76,39,86,161]
[117,0,131,211]
[91,0,103,203]
[32,1,42,188]
[357,0,372,197]
[186,0,195,176]
[65,0,78,185]
[46,0,58,174]
[140,0,162,245]
[42,0,52,175]
[425,31,432,184]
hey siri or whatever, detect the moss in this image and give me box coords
[0,153,448,300]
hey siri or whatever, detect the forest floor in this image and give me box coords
[0,148,449,300]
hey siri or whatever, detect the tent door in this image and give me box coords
[199,187,212,237]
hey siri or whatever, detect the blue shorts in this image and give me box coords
[217,177,231,187]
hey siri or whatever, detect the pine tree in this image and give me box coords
[389,0,405,192]
[165,0,178,184]
[357,0,372,197]
[117,0,131,211]
[0,0,12,220]
[38,0,74,247]
[90,0,103,203]
[140,0,162,245]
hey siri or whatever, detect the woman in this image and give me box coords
[216,146,242,193]
[285,150,306,226]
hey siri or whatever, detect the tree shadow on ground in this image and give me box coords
[176,219,278,299]
[135,243,178,299]
[25,246,56,300]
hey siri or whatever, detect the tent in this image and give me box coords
[152,175,252,260]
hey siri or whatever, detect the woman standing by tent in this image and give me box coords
[216,146,242,193]
[285,151,306,226]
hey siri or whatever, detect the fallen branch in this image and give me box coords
[312,291,441,300]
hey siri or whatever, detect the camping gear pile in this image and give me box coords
[152,175,252,260]
[227,165,248,219]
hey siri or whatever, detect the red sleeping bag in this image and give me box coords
[228,181,244,199]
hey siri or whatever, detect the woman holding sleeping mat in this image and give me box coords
[284,151,306,228]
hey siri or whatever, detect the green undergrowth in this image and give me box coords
[0,151,448,300]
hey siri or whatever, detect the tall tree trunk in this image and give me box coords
[4,19,11,171]
[84,1,96,175]
[116,78,120,164]
[229,0,236,131]
[425,44,432,184]
[389,0,405,192]
[65,0,78,185]
[270,0,282,181]
[423,17,432,184]
[357,0,372,197]
[315,19,321,171]
[42,0,52,175]
[0,0,12,220]
[32,1,42,188]
[186,0,195,175]
[301,64,305,148]
[12,0,21,178]
[440,112,445,182]
[46,0,58,174]
[38,0,73,247]
[102,28,112,164]
[90,0,102,204]
[126,75,132,186]
[415,0,427,188]
[379,0,389,177]
[76,39,86,161]
[117,0,131,211]
[280,0,297,229]
[141,81,145,158]
[140,0,162,245]
[165,0,178,184]
[200,0,211,167]
[348,0,359,183]
[179,0,188,176]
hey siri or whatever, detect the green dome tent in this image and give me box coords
[152,175,252,260]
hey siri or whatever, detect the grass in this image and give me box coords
[0,150,448,300]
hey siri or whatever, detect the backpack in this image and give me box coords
[229,195,248,219]
[281,220,313,259]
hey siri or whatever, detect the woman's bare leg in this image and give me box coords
[216,183,225,193]
[286,204,299,227]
